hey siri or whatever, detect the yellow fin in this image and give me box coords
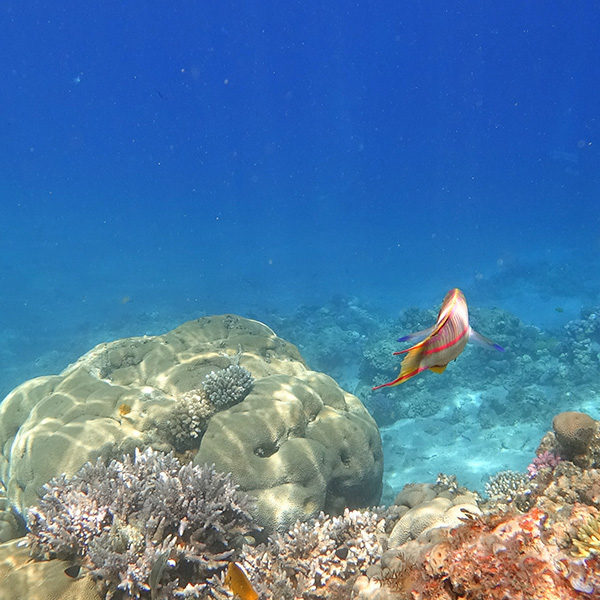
[429,365,447,374]
[225,562,258,600]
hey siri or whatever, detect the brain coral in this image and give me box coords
[0,315,383,534]
[552,411,597,459]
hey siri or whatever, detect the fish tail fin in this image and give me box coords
[469,328,504,352]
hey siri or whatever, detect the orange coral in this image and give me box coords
[379,506,598,599]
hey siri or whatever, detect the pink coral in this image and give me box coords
[527,450,562,479]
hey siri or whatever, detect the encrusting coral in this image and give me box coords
[357,506,600,600]
[27,448,254,600]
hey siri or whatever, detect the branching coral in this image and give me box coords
[165,388,216,451]
[527,450,562,479]
[28,448,255,599]
[572,513,600,558]
[202,364,254,409]
[484,470,532,510]
[162,365,255,452]
[244,508,389,599]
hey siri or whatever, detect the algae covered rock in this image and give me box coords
[0,315,383,534]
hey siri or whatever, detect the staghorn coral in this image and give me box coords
[202,364,254,409]
[28,448,254,599]
[244,508,389,599]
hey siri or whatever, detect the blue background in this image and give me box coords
[1,1,599,395]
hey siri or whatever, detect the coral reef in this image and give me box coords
[261,297,600,441]
[559,306,600,383]
[243,508,389,599]
[0,315,382,537]
[358,506,600,599]
[196,371,383,532]
[28,448,254,600]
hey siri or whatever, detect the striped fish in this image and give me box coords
[373,288,503,389]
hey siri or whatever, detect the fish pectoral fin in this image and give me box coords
[429,364,447,374]
[469,328,504,352]
[397,325,435,344]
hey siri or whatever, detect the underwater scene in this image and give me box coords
[1,1,600,598]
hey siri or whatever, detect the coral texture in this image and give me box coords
[553,411,597,459]
[484,469,532,509]
[28,448,254,600]
[387,482,481,548]
[572,512,600,558]
[360,506,600,600]
[202,364,254,409]
[0,538,102,600]
[165,387,215,452]
[244,508,389,599]
[0,315,382,536]
[527,450,562,479]
[195,371,383,532]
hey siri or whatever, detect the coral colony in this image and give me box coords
[0,314,595,599]
[28,448,254,599]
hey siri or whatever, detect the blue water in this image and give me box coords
[1,0,600,443]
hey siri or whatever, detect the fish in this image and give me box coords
[225,561,259,600]
[372,288,504,389]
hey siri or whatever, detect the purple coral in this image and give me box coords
[527,450,562,479]
[28,448,254,599]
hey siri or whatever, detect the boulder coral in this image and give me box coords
[553,411,597,459]
[0,315,383,534]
